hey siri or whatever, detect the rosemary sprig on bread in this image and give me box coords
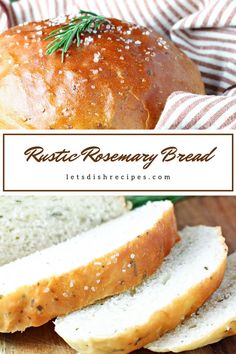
[45,10,109,62]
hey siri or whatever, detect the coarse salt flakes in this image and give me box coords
[50,15,67,26]
[120,56,124,60]
[122,269,126,273]
[94,261,102,266]
[84,36,94,46]
[125,45,130,50]
[63,292,69,297]
[135,40,142,45]
[58,70,63,75]
[43,288,50,293]
[62,108,70,117]
[130,254,135,259]
[96,279,101,284]
[84,286,89,291]
[91,287,96,292]
[91,85,96,89]
[93,52,101,63]
[70,280,75,288]
[91,69,99,75]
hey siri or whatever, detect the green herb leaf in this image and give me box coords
[45,10,109,62]
[127,196,186,209]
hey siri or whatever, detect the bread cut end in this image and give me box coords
[55,225,227,354]
[0,200,178,333]
[147,252,236,353]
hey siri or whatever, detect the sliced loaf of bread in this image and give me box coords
[0,196,130,265]
[55,226,228,354]
[0,201,178,333]
[147,252,236,352]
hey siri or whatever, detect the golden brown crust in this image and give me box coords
[0,207,179,333]
[64,235,227,354]
[155,320,236,352]
[0,17,205,129]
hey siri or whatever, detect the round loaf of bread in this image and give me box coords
[0,16,205,129]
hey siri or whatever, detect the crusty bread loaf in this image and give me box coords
[147,252,236,353]
[0,16,204,129]
[0,201,178,333]
[0,196,130,265]
[54,226,227,354]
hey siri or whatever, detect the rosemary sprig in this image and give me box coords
[45,10,109,62]
[127,196,186,209]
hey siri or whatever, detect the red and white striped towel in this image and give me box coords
[0,0,236,129]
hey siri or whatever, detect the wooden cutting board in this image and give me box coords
[0,196,235,354]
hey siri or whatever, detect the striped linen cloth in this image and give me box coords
[0,0,236,129]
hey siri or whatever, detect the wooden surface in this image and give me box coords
[0,196,235,354]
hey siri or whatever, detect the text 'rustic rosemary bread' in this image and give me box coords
[147,252,236,353]
[0,201,178,333]
[55,226,227,354]
[0,196,130,265]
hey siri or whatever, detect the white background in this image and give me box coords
[1,131,234,194]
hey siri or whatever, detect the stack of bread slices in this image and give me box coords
[0,200,235,354]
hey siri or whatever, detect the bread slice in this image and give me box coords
[147,252,236,352]
[55,226,227,354]
[0,201,178,333]
[0,196,130,265]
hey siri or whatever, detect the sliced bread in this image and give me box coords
[55,226,228,354]
[147,252,236,353]
[0,196,130,265]
[0,201,178,333]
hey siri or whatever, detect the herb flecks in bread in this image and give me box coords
[0,196,129,265]
[0,201,178,333]
[55,226,227,354]
[147,252,236,353]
